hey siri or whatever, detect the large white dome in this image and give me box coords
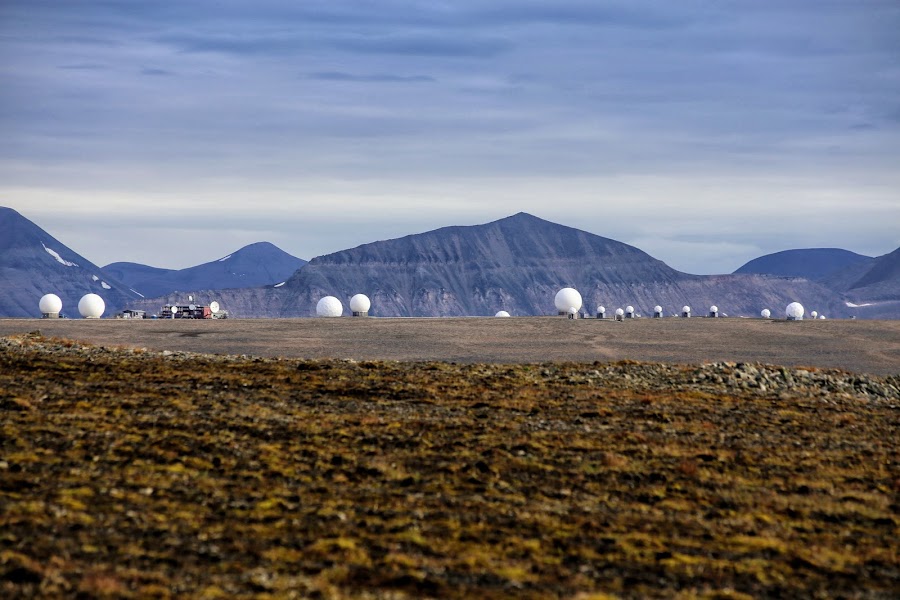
[625,305,635,314]
[654,305,662,313]
[349,293,371,313]
[597,305,606,313]
[78,293,105,318]
[682,306,691,313]
[554,287,582,312]
[316,296,343,317]
[615,308,625,316]
[495,310,511,317]
[710,305,718,313]
[761,309,771,318]
[785,302,805,320]
[39,293,62,314]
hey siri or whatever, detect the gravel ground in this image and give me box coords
[0,317,898,375]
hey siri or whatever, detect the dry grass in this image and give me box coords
[1,334,898,598]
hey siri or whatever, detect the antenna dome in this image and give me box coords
[78,294,105,318]
[785,302,805,320]
[39,293,62,314]
[615,308,625,316]
[316,296,343,317]
[761,309,771,318]
[554,288,583,312]
[495,310,510,317]
[349,294,371,313]
[682,306,691,313]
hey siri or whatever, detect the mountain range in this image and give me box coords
[103,243,307,298]
[127,213,858,319]
[2,206,898,319]
[733,248,874,281]
[0,207,140,317]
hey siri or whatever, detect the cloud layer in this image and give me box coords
[1,1,898,272]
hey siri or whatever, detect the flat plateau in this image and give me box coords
[1,317,898,375]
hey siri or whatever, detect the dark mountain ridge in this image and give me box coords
[102,242,306,298]
[734,248,873,281]
[0,206,139,317]
[267,213,848,318]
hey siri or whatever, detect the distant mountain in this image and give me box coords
[0,206,140,317]
[136,213,850,319]
[734,248,873,281]
[103,242,306,298]
[822,247,900,318]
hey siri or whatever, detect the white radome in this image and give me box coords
[316,296,343,317]
[349,294,371,313]
[597,305,605,313]
[761,309,771,318]
[495,310,511,317]
[654,305,662,313]
[554,287,583,312]
[682,306,691,313]
[615,308,625,316]
[819,315,826,320]
[78,293,105,318]
[810,311,818,319]
[625,305,635,314]
[209,301,220,313]
[785,302,805,320]
[39,293,62,314]
[710,305,718,313]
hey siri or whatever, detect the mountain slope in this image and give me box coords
[103,242,306,298]
[0,207,140,317]
[734,248,873,281]
[268,213,848,318]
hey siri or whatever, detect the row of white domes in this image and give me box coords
[39,293,105,318]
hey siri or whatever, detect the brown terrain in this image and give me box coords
[2,320,899,598]
[0,317,898,375]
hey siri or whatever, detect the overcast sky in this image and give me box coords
[2,1,898,273]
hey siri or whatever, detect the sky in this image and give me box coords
[1,1,899,274]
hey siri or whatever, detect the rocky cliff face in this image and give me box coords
[0,207,140,317]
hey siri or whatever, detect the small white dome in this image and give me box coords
[810,311,818,319]
[615,308,625,316]
[597,305,606,313]
[710,305,718,313]
[819,315,826,320]
[761,309,771,318]
[682,306,691,313]
[567,307,578,315]
[654,305,662,313]
[495,310,510,317]
[316,296,343,317]
[78,293,105,318]
[554,287,583,312]
[39,293,62,314]
[785,302,805,320]
[349,293,371,313]
[625,306,634,314]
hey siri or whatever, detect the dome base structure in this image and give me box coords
[352,311,369,317]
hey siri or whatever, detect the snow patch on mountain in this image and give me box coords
[42,242,78,267]
[101,281,111,289]
[218,254,232,262]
